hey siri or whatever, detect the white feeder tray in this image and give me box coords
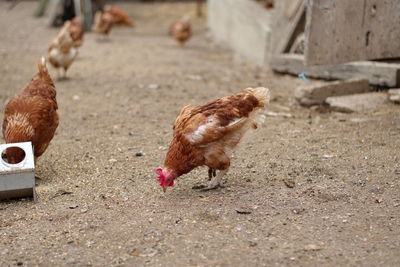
[0,142,36,201]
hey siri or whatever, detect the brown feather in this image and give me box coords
[170,20,192,46]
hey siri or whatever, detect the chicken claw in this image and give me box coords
[193,169,227,191]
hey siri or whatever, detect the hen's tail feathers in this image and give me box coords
[244,87,270,128]
[38,56,48,74]
[245,87,271,107]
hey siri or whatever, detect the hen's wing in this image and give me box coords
[31,98,59,156]
[175,92,261,147]
[173,105,196,130]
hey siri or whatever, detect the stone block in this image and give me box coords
[388,89,400,104]
[326,92,387,113]
[295,78,370,106]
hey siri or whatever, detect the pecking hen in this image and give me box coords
[157,87,270,192]
[48,21,78,79]
[2,57,59,164]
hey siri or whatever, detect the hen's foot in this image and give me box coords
[193,169,228,191]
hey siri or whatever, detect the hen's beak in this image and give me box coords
[162,187,167,193]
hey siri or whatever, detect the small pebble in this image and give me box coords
[246,163,255,168]
[68,203,79,209]
[283,178,295,188]
[235,208,252,215]
[135,152,145,157]
[235,226,243,231]
[66,258,76,264]
[292,208,305,215]
[148,84,159,89]
[249,241,258,247]
[304,244,322,251]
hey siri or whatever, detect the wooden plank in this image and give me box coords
[271,54,400,87]
[272,0,305,54]
[305,0,400,65]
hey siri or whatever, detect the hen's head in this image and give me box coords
[156,168,177,192]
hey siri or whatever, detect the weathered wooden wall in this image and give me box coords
[305,0,400,65]
[271,0,305,54]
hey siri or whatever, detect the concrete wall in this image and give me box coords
[208,0,273,66]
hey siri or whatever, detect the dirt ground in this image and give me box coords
[0,2,399,266]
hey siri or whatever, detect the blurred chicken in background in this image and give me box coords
[92,5,134,39]
[92,10,115,38]
[169,16,192,48]
[48,21,78,79]
[68,17,84,47]
[104,5,135,27]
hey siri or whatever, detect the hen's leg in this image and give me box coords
[193,168,228,191]
[63,68,69,79]
[208,168,216,180]
[203,169,228,191]
[58,68,67,80]
[193,151,230,190]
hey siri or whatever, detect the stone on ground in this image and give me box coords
[326,92,387,113]
[388,89,400,104]
[295,78,370,106]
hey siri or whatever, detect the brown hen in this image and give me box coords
[104,5,135,27]
[68,17,84,47]
[157,87,270,192]
[2,58,59,164]
[92,11,115,37]
[48,22,78,79]
[169,16,192,47]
